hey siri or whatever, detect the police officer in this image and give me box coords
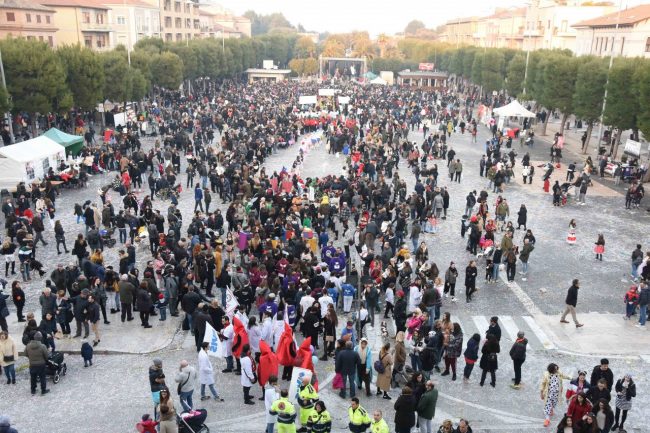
[269,389,297,433]
[307,401,332,433]
[370,410,389,433]
[348,397,371,433]
[298,375,319,433]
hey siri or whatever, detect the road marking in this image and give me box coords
[500,315,520,342]
[522,315,557,350]
[472,315,490,337]
[499,274,542,315]
[438,390,546,423]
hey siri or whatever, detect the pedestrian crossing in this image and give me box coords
[374,312,558,352]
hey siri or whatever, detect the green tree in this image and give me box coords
[150,52,183,90]
[100,51,131,102]
[481,50,505,94]
[539,54,578,135]
[471,51,484,88]
[573,57,607,153]
[637,63,650,153]
[0,38,71,130]
[505,53,526,98]
[58,45,105,110]
[405,20,426,35]
[0,85,10,114]
[129,68,147,101]
[133,37,164,54]
[461,48,476,78]
[604,59,641,157]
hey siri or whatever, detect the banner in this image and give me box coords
[288,367,312,404]
[624,139,641,157]
[338,96,350,105]
[226,288,239,317]
[299,95,317,105]
[419,63,434,71]
[203,322,224,358]
[318,88,336,96]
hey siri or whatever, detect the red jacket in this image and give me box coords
[276,322,296,366]
[232,317,249,358]
[257,340,279,387]
[567,397,592,425]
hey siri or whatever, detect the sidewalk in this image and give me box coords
[534,312,650,357]
[6,312,180,355]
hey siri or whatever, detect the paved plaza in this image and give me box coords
[0,114,647,433]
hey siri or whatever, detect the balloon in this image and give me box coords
[312,356,319,366]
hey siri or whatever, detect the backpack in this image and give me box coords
[374,353,386,374]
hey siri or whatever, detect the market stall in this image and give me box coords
[0,136,66,191]
[43,127,85,156]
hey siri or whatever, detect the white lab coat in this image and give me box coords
[261,317,273,345]
[319,295,333,317]
[198,350,214,385]
[272,320,285,351]
[265,384,280,424]
[408,285,422,313]
[222,324,234,357]
[240,356,254,387]
[248,324,261,353]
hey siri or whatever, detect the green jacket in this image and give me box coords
[25,340,49,367]
[519,243,535,262]
[417,388,439,420]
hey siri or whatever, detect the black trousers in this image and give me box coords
[506,263,516,281]
[121,303,133,321]
[30,365,47,393]
[480,369,496,386]
[513,359,525,385]
[140,311,150,326]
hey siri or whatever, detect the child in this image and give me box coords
[74,203,83,224]
[136,414,158,433]
[156,293,168,321]
[485,258,494,283]
[81,341,93,367]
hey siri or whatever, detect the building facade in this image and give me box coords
[0,0,57,46]
[141,0,200,42]
[441,8,525,49]
[104,0,160,50]
[199,9,244,39]
[573,4,650,58]
[41,0,111,50]
[523,0,616,52]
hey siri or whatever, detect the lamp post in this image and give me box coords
[595,0,623,156]
[0,47,13,143]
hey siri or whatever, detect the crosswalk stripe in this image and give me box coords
[522,316,557,350]
[472,315,490,338]
[500,315,520,342]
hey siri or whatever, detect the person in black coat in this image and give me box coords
[136,282,153,328]
[302,306,321,350]
[193,304,214,352]
[587,378,611,404]
[479,334,500,387]
[393,386,417,433]
[517,204,527,230]
[589,358,614,392]
[394,292,407,334]
[71,289,90,338]
[464,261,478,303]
[87,295,101,346]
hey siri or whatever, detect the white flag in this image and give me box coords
[203,322,224,358]
[225,287,239,317]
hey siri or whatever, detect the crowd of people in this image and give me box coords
[0,77,644,433]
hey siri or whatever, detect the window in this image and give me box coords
[184,3,189,13]
[27,35,35,40]
[36,14,41,23]
[175,17,181,28]
[547,20,550,29]
[46,15,50,24]
[82,11,90,23]
[84,35,92,48]
[6,12,15,21]
[165,33,172,41]
[163,0,170,11]
[175,33,182,41]
[48,36,53,47]
[164,16,172,27]
[604,37,608,52]
[39,35,44,41]
[96,13,104,24]
[26,13,31,22]
[174,1,181,12]
[117,16,125,25]
[96,34,106,48]
[645,37,650,52]
[185,18,190,28]
[560,20,567,32]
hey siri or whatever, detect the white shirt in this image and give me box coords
[319,295,334,317]
[272,320,285,351]
[198,350,214,385]
[300,295,315,314]
[240,355,254,387]
[260,317,273,344]
[385,287,395,304]
[222,324,234,356]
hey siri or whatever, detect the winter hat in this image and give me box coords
[33,331,43,341]
[152,358,163,367]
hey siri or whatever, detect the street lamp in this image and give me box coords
[595,0,623,156]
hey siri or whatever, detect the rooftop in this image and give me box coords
[0,0,54,11]
[398,70,448,77]
[101,0,159,7]
[40,0,109,8]
[573,3,650,27]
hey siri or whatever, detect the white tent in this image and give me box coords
[492,100,536,118]
[0,136,66,190]
[370,76,387,86]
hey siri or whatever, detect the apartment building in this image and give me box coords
[0,0,57,46]
[41,0,111,50]
[103,0,160,50]
[141,0,199,42]
[573,4,650,58]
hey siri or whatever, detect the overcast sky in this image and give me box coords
[218,0,524,36]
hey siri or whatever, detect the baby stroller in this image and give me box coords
[100,227,116,248]
[560,183,574,206]
[178,409,209,433]
[46,351,67,384]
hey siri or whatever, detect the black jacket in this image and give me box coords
[87,302,100,323]
[509,338,527,361]
[393,394,416,429]
[335,347,361,376]
[565,285,579,307]
[590,366,614,392]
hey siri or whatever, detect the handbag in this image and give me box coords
[332,372,343,390]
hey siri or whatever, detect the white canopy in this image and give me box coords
[492,100,536,118]
[0,136,65,162]
[370,77,387,86]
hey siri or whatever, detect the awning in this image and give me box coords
[43,128,85,156]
